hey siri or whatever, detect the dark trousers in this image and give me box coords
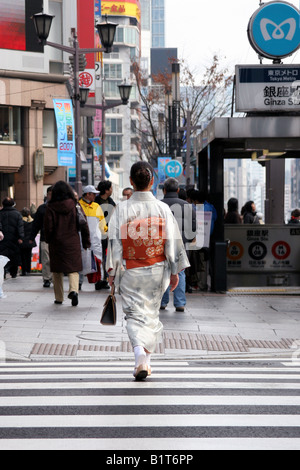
[21,248,32,275]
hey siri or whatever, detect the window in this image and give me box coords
[106,118,122,134]
[115,27,124,43]
[0,106,21,145]
[106,135,122,152]
[104,64,122,79]
[104,80,123,98]
[43,110,57,148]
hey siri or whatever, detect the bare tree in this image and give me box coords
[132,55,234,162]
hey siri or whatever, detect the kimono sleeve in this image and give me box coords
[164,206,190,275]
[106,205,123,278]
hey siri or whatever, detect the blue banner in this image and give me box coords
[89,137,111,178]
[53,99,76,167]
[95,0,101,18]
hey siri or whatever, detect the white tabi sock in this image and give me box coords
[145,353,151,367]
[134,346,146,367]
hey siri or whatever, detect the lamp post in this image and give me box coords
[80,82,132,182]
[32,12,118,196]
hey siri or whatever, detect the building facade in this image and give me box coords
[0,0,76,209]
[152,0,165,48]
[100,0,142,189]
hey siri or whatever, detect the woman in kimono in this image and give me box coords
[107,162,190,380]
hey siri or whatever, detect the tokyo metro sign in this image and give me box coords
[248,1,300,60]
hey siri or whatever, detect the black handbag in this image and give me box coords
[76,204,87,231]
[100,284,117,326]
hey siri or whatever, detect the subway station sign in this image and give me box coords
[226,226,300,273]
[236,64,300,112]
[248,1,300,60]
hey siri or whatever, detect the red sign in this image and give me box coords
[272,241,291,260]
[79,72,93,88]
[77,0,95,70]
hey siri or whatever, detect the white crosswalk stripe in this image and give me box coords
[0,359,299,450]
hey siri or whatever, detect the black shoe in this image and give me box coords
[176,307,185,313]
[68,291,78,307]
[43,280,51,288]
[54,300,63,305]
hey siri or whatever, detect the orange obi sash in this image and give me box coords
[121,217,167,269]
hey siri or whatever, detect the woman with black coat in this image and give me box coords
[44,181,91,307]
[0,198,24,278]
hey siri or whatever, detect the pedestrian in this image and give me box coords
[224,198,242,224]
[187,191,217,292]
[242,201,260,224]
[79,185,107,290]
[107,162,190,381]
[20,208,36,276]
[160,178,196,312]
[44,181,91,307]
[288,209,300,225]
[30,186,53,288]
[95,181,116,289]
[0,198,24,278]
[122,187,133,200]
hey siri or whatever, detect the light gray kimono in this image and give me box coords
[106,191,190,353]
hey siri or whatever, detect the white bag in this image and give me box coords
[80,249,97,276]
[0,256,9,299]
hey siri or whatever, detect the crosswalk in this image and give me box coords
[0,359,299,450]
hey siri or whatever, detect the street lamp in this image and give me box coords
[80,82,132,181]
[118,83,133,105]
[96,16,118,54]
[32,12,118,195]
[32,12,54,45]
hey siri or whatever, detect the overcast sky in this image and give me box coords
[165,0,300,76]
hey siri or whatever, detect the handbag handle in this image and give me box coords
[111,283,115,296]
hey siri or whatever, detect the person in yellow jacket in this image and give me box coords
[79,185,107,289]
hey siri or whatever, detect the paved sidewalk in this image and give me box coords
[0,275,300,362]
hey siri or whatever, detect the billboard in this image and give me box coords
[102,0,141,22]
[0,1,25,51]
[0,0,43,52]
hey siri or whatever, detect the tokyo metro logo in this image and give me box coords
[260,18,297,42]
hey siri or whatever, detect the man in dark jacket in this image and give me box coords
[160,178,196,312]
[0,198,24,278]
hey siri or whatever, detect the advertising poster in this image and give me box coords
[53,99,76,167]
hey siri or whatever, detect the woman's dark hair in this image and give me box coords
[50,181,76,203]
[227,198,239,213]
[97,180,112,196]
[130,162,153,191]
[242,201,255,215]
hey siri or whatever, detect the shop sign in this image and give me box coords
[236,65,300,112]
[225,226,300,273]
[102,0,141,22]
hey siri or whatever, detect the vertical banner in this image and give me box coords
[89,137,111,178]
[95,0,101,18]
[53,99,76,167]
[157,157,172,184]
